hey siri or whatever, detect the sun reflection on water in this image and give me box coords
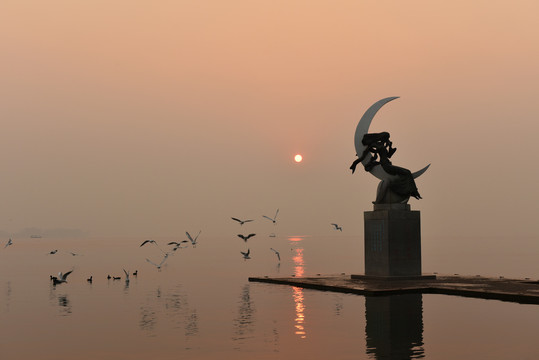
[292,286,306,339]
[293,248,304,277]
[290,237,307,339]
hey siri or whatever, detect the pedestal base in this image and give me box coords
[351,274,436,281]
[364,206,422,277]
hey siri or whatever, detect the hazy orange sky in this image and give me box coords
[1,1,539,247]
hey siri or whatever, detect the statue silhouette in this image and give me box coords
[351,132,421,204]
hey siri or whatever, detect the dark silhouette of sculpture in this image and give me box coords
[352,97,429,205]
[351,132,422,204]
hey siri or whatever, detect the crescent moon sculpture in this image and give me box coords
[352,97,430,204]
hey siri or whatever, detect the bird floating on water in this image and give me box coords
[270,248,281,262]
[331,223,343,231]
[237,233,256,242]
[231,217,253,226]
[262,209,279,224]
[186,230,201,247]
[133,270,138,276]
[241,249,251,260]
[48,250,58,255]
[113,276,121,280]
[87,276,93,283]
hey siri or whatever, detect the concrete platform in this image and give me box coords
[248,274,539,305]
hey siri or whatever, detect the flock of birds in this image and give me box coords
[3,210,344,286]
[233,208,281,261]
[232,209,343,262]
[46,231,203,286]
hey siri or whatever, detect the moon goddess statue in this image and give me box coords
[351,97,429,205]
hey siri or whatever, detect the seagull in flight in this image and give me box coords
[140,239,166,254]
[140,239,157,247]
[331,223,343,231]
[186,230,201,248]
[52,270,73,285]
[4,238,13,248]
[146,253,169,270]
[237,233,256,242]
[231,217,254,226]
[167,240,189,251]
[240,249,251,260]
[270,248,281,262]
[123,269,130,284]
[262,209,279,224]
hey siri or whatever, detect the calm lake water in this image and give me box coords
[1,234,538,359]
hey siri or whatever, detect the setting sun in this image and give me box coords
[294,154,303,163]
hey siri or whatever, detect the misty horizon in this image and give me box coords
[1,2,538,244]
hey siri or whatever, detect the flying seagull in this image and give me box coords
[140,239,157,247]
[167,240,189,251]
[52,270,73,285]
[186,230,201,248]
[231,217,254,226]
[123,269,130,284]
[140,239,166,254]
[262,209,279,224]
[146,253,169,270]
[331,223,343,231]
[237,233,256,242]
[270,248,281,262]
[4,238,13,248]
[240,249,251,260]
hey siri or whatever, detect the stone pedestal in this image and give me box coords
[362,203,423,278]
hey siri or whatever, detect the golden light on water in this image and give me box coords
[291,238,306,339]
[288,236,305,242]
[293,248,305,277]
[292,286,306,339]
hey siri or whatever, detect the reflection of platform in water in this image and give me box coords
[248,274,539,305]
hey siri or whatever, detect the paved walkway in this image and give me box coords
[248,274,539,305]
